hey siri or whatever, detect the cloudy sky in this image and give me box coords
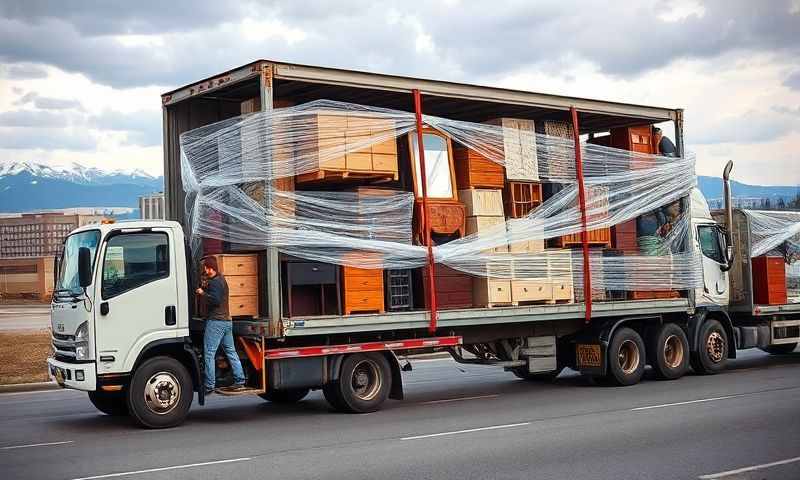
[0,0,798,185]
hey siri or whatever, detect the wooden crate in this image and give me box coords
[504,181,542,218]
[420,265,473,310]
[458,189,504,217]
[209,254,259,317]
[506,221,545,254]
[342,266,385,315]
[466,216,509,254]
[453,147,505,189]
[628,290,681,300]
[295,112,398,184]
[484,118,539,182]
[751,256,787,305]
[0,256,54,301]
[473,278,512,307]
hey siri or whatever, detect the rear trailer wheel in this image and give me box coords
[259,388,310,404]
[127,356,193,429]
[88,390,129,416]
[650,323,690,380]
[326,353,391,413]
[606,327,646,386]
[691,319,729,375]
[760,343,798,355]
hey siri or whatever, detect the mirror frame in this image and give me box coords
[407,128,458,201]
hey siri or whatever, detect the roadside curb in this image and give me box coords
[0,381,60,394]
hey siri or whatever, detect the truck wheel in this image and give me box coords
[512,366,564,382]
[759,343,798,355]
[127,356,193,429]
[649,323,690,380]
[691,319,728,375]
[327,353,391,413]
[605,327,646,386]
[88,390,129,416]
[259,388,310,403]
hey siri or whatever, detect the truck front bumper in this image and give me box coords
[47,357,96,392]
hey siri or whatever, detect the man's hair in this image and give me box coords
[201,256,218,272]
[653,127,662,134]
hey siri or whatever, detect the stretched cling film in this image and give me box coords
[179,99,705,292]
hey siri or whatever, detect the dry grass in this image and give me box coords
[0,329,52,384]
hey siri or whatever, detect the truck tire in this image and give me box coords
[512,366,564,382]
[326,353,391,413]
[259,388,310,403]
[649,323,690,380]
[605,327,646,386]
[691,319,728,375]
[126,356,193,429]
[88,390,129,416]
[759,343,798,355]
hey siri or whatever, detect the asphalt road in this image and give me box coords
[1,348,799,480]
[0,305,51,331]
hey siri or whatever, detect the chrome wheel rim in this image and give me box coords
[351,359,381,401]
[618,340,640,375]
[143,371,180,415]
[706,332,725,363]
[663,334,685,369]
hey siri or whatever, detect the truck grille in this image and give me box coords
[52,333,77,360]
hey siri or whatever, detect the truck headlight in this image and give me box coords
[75,344,89,360]
[75,322,89,341]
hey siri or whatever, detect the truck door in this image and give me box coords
[95,229,179,374]
[697,224,729,306]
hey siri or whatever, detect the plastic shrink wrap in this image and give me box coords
[179,99,704,298]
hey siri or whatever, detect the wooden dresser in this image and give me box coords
[420,265,473,310]
[211,254,259,318]
[751,256,787,305]
[342,266,385,315]
[453,147,505,189]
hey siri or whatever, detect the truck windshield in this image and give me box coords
[55,230,100,299]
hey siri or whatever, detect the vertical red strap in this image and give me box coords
[412,89,438,333]
[570,107,592,323]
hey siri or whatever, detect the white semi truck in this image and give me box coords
[47,61,799,428]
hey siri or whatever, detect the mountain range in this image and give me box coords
[0,160,796,214]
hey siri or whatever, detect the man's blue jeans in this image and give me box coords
[204,319,246,390]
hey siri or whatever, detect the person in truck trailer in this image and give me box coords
[196,256,246,394]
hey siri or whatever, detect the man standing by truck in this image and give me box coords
[196,256,246,394]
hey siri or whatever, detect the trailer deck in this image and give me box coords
[227,298,691,338]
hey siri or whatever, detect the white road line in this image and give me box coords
[70,457,252,480]
[419,394,499,405]
[401,422,530,440]
[630,394,744,411]
[0,440,74,450]
[699,456,800,479]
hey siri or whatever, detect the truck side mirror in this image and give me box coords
[78,247,92,287]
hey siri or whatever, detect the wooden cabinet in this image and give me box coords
[752,256,787,305]
[473,278,512,307]
[466,216,508,254]
[342,266,385,315]
[295,112,399,184]
[284,261,340,317]
[551,228,611,248]
[610,125,655,154]
[420,265,473,310]
[504,182,542,218]
[210,254,259,318]
[506,221,545,254]
[539,120,573,179]
[611,220,638,253]
[414,200,466,242]
[453,147,505,189]
[510,250,574,304]
[458,189,504,217]
[385,269,413,311]
[484,118,539,182]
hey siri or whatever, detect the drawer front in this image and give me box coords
[458,189,504,217]
[218,255,258,276]
[344,291,384,312]
[346,152,373,171]
[229,295,258,317]
[474,279,512,305]
[343,270,383,292]
[371,153,398,172]
[512,280,552,302]
[288,262,338,285]
[550,280,573,300]
[427,203,465,234]
[227,275,259,296]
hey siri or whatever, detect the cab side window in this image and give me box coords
[102,232,169,299]
[697,225,724,264]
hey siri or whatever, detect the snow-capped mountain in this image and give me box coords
[0,160,163,213]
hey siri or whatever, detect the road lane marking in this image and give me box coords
[0,440,73,450]
[419,394,499,405]
[699,456,800,479]
[70,457,252,480]
[401,422,530,440]
[630,394,744,411]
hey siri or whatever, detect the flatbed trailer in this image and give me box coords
[45,60,798,429]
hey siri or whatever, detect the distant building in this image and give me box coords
[139,192,165,220]
[0,212,105,258]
